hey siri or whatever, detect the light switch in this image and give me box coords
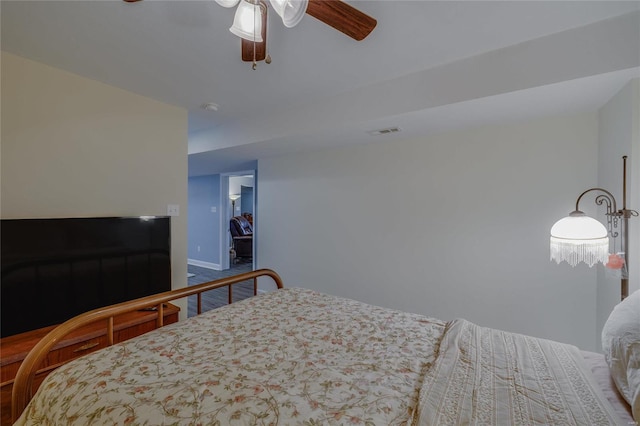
[167,204,180,216]
[211,206,217,213]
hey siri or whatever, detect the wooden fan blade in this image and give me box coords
[306,0,376,41]
[241,3,267,62]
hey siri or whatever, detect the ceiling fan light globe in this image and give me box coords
[229,0,264,42]
[269,0,308,28]
[215,0,240,8]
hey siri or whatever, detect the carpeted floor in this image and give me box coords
[186,259,254,317]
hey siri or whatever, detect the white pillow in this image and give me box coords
[602,289,640,420]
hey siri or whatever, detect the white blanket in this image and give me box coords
[412,319,624,425]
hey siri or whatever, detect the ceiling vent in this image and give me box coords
[201,102,220,112]
[367,127,401,136]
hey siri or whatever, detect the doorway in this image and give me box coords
[221,171,256,271]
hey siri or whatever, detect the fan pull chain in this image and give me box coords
[250,0,270,70]
[252,1,257,70]
[264,1,271,65]
[252,42,257,70]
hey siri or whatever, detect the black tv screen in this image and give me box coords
[1,217,171,337]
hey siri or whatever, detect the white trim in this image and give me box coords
[187,259,222,271]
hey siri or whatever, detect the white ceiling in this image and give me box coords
[2,1,639,175]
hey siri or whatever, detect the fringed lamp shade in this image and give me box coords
[550,211,609,267]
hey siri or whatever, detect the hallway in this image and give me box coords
[187,260,254,317]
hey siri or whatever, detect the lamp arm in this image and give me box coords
[574,188,620,238]
[575,187,617,213]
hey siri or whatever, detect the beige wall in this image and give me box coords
[1,52,189,312]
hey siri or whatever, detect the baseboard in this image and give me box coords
[187,259,222,271]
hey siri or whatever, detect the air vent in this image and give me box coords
[367,127,401,136]
[201,102,220,111]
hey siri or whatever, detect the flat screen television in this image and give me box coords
[1,216,171,338]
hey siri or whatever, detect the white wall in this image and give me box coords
[229,176,254,196]
[258,112,600,350]
[229,175,254,216]
[1,52,189,315]
[597,79,640,347]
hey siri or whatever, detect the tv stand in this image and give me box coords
[0,304,179,425]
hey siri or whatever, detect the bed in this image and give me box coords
[11,269,638,425]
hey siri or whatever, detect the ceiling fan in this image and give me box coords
[124,0,377,67]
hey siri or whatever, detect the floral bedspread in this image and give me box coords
[16,288,446,425]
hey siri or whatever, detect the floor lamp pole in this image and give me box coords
[621,156,631,300]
